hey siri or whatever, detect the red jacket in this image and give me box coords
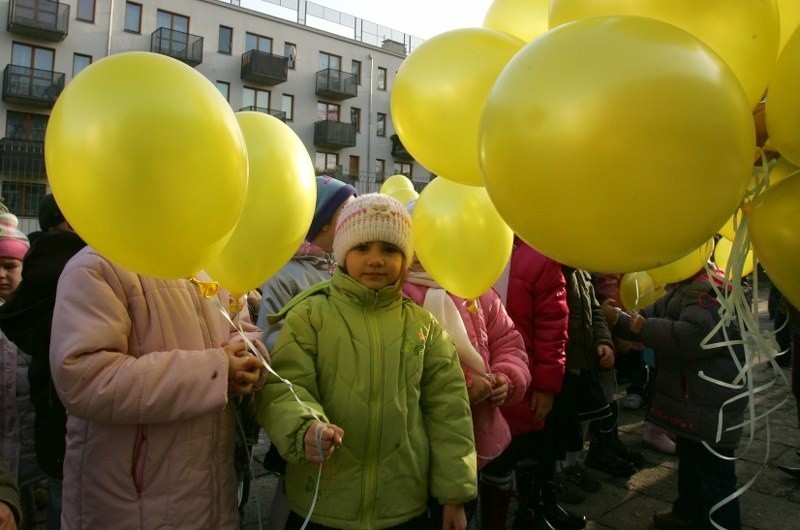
[500,239,568,435]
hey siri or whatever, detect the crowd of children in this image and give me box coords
[0,184,761,530]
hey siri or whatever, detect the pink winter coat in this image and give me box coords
[50,248,260,530]
[500,239,568,436]
[402,282,530,469]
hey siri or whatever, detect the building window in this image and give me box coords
[124,2,142,33]
[6,111,48,142]
[315,152,338,173]
[394,162,412,178]
[12,43,54,71]
[76,0,95,22]
[11,43,55,99]
[282,94,295,121]
[216,81,230,102]
[349,156,360,179]
[72,54,92,78]
[157,10,189,33]
[285,43,296,69]
[246,33,272,53]
[318,102,340,121]
[375,159,386,180]
[319,52,341,71]
[376,113,386,137]
[1,181,46,217]
[377,67,387,90]
[219,26,233,54]
[350,107,361,133]
[243,87,270,111]
[352,60,362,85]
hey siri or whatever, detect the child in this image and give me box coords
[611,267,747,530]
[49,246,268,529]
[257,193,477,530]
[403,253,530,528]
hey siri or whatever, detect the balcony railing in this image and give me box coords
[238,105,287,122]
[315,69,357,100]
[0,138,46,178]
[314,120,356,148]
[2,64,65,107]
[241,50,288,85]
[7,0,69,41]
[390,134,414,162]
[151,27,203,67]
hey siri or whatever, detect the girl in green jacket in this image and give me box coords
[258,193,477,530]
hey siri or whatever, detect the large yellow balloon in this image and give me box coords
[778,0,800,52]
[549,0,780,109]
[744,175,800,309]
[483,0,551,43]
[620,272,666,312]
[480,16,755,273]
[391,28,524,187]
[45,52,247,279]
[412,178,513,299]
[203,112,316,297]
[646,240,715,287]
[380,174,415,195]
[387,187,419,206]
[714,237,755,279]
[770,157,800,185]
[766,27,800,166]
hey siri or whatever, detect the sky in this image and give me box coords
[241,0,497,41]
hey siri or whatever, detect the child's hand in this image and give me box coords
[601,298,620,325]
[489,374,510,408]
[629,312,646,334]
[529,391,554,423]
[442,503,467,530]
[467,375,493,404]
[597,344,615,369]
[304,422,344,464]
[225,342,263,397]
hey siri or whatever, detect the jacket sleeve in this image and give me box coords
[420,321,478,505]
[0,457,21,526]
[482,291,530,406]
[639,302,721,361]
[257,275,296,350]
[256,304,327,464]
[50,257,230,425]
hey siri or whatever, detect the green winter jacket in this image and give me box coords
[257,268,477,529]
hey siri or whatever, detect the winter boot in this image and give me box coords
[479,473,514,530]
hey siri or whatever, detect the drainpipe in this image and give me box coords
[106,0,115,56]
[368,53,373,185]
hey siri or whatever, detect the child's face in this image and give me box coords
[0,257,22,300]
[344,241,404,290]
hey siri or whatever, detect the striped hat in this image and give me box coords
[0,213,30,260]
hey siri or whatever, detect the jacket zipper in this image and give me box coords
[360,291,383,527]
[132,425,148,495]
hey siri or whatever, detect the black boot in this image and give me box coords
[513,466,555,530]
[541,480,587,530]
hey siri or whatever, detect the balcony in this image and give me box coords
[316,69,357,100]
[0,138,46,178]
[238,105,287,122]
[151,27,203,67]
[2,64,64,108]
[7,0,69,41]
[241,50,288,86]
[314,120,356,149]
[390,134,414,162]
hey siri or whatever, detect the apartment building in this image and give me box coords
[0,0,430,232]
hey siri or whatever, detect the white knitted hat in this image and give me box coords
[333,193,414,268]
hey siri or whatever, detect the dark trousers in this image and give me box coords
[285,511,428,530]
[673,437,741,530]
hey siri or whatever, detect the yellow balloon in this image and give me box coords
[203,112,316,297]
[767,27,800,166]
[387,187,419,206]
[45,52,247,279]
[481,16,755,273]
[647,240,715,287]
[744,175,800,309]
[483,0,550,42]
[620,272,666,312]
[549,0,780,109]
[778,0,800,52]
[380,174,415,195]
[413,178,513,299]
[714,237,755,279]
[717,211,746,242]
[391,28,524,187]
[770,157,800,185]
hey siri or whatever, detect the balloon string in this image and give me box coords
[187,280,326,527]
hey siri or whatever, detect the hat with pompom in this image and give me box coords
[0,213,30,260]
[333,193,413,268]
